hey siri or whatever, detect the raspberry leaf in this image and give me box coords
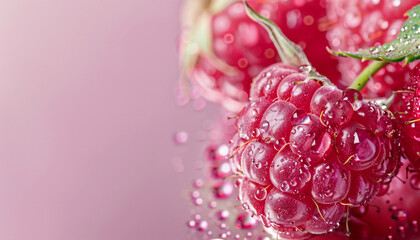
[329,4,420,65]
[243,0,310,67]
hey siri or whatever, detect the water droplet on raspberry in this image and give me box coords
[254,187,267,201]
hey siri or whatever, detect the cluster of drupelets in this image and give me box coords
[179,0,420,239]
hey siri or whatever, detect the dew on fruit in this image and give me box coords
[410,173,420,190]
[193,179,204,188]
[254,188,267,201]
[217,210,230,220]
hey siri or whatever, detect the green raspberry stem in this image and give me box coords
[348,61,389,91]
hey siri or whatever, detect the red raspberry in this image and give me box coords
[180,0,339,112]
[326,0,418,98]
[229,63,401,238]
[391,62,420,169]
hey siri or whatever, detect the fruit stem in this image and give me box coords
[348,61,389,91]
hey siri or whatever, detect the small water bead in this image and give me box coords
[208,201,217,209]
[187,220,196,228]
[411,220,418,231]
[194,198,204,206]
[211,162,232,179]
[173,131,188,145]
[217,210,230,220]
[193,179,204,188]
[213,181,234,198]
[254,187,267,201]
[397,226,406,237]
[197,220,208,231]
[392,0,401,7]
[237,58,248,69]
[389,205,397,212]
[410,173,420,190]
[191,191,200,199]
[235,213,258,229]
[391,209,408,223]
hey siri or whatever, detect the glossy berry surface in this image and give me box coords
[229,63,401,239]
[181,0,339,112]
[326,0,418,98]
[391,62,420,169]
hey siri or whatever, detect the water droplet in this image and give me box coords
[194,198,203,206]
[391,209,408,223]
[260,120,270,132]
[235,213,258,229]
[213,181,234,198]
[191,191,200,199]
[217,210,230,220]
[280,181,290,192]
[197,220,208,231]
[173,131,188,145]
[410,173,420,190]
[392,0,401,7]
[187,220,196,228]
[223,33,234,44]
[254,188,268,201]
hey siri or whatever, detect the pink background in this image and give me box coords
[0,1,215,239]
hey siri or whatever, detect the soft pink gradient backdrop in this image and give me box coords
[0,1,215,239]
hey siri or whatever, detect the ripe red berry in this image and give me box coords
[391,62,420,169]
[229,63,401,238]
[326,0,419,98]
[180,0,339,112]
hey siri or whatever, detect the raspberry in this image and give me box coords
[229,63,401,238]
[180,0,339,112]
[391,62,420,169]
[326,0,418,98]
